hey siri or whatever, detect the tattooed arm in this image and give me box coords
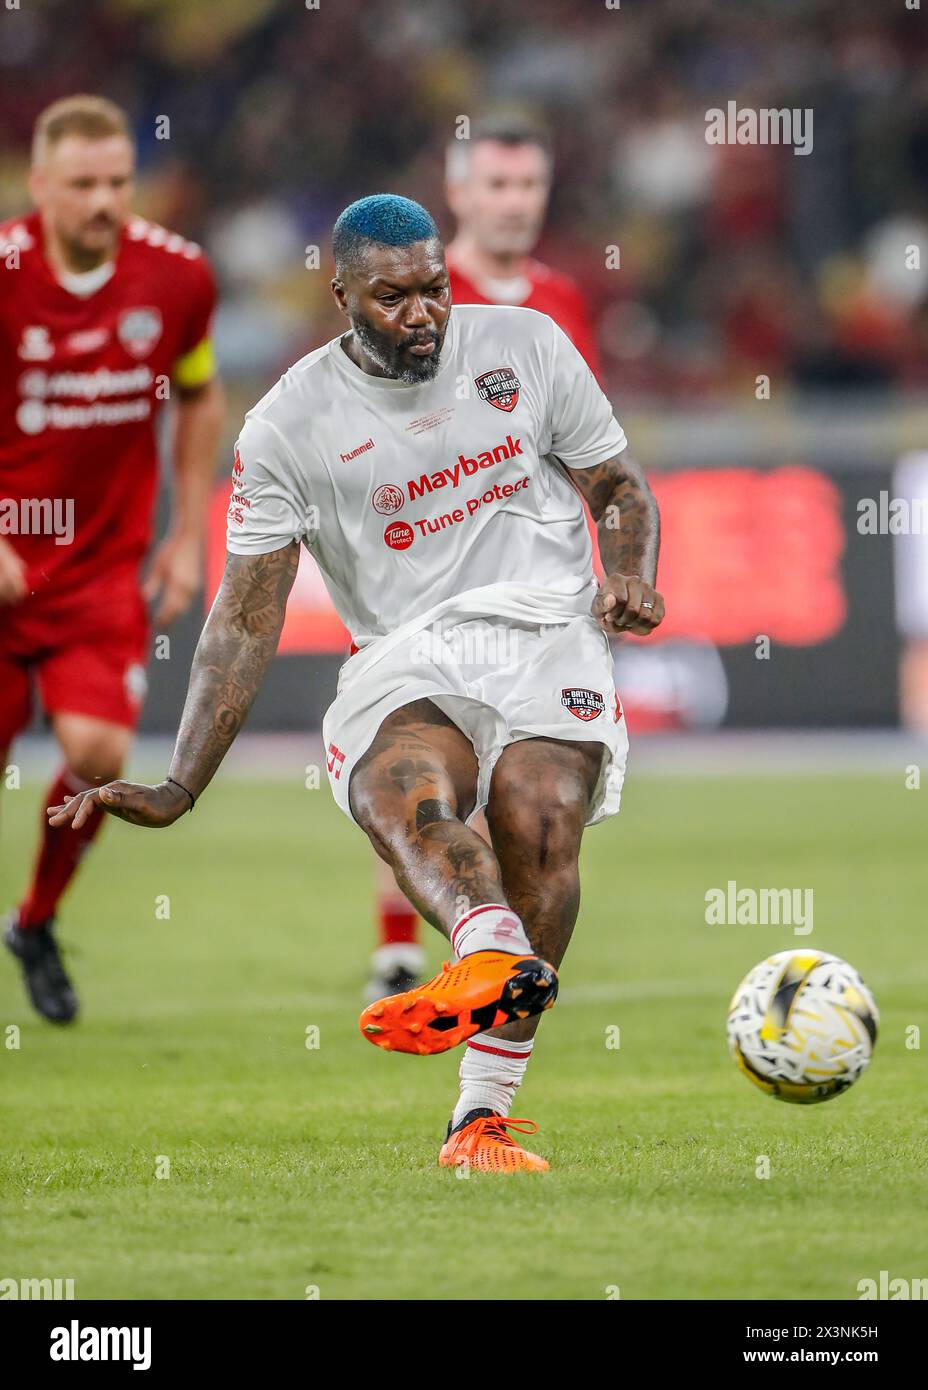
[567,453,665,636]
[47,543,301,829]
[168,544,301,798]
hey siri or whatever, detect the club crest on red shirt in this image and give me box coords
[474,366,520,413]
[561,687,605,721]
[117,306,163,359]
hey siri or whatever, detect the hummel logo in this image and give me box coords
[340,437,374,463]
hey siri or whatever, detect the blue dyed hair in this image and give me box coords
[332,194,440,276]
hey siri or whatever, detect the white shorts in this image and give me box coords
[322,613,628,829]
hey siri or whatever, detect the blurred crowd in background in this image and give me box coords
[1,0,927,402]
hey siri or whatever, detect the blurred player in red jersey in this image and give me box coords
[366,116,601,1001]
[445,118,600,377]
[1,96,223,1022]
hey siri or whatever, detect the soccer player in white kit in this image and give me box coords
[50,195,664,1173]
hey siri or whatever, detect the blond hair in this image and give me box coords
[32,95,132,167]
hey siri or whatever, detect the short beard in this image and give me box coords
[350,311,444,385]
[63,224,119,273]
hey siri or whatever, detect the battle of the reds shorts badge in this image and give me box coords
[561,687,605,721]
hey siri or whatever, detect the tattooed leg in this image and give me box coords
[348,699,508,939]
[481,736,604,1042]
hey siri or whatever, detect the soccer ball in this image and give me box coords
[726,950,879,1104]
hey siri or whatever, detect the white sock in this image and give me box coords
[451,1035,534,1128]
[450,903,532,958]
[369,942,425,976]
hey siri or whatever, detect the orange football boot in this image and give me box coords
[359,949,558,1056]
[438,1108,549,1172]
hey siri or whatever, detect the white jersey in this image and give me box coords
[226,304,627,646]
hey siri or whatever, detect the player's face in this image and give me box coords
[31,135,135,265]
[334,240,451,385]
[448,141,551,258]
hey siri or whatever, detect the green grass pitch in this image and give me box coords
[1,770,925,1300]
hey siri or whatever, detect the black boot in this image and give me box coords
[4,912,79,1023]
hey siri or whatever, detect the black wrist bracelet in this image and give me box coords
[166,777,196,812]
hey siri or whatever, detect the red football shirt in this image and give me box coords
[447,254,601,379]
[0,211,217,601]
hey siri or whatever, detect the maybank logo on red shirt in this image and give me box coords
[408,435,521,499]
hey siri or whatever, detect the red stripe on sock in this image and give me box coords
[450,902,510,953]
[467,1040,534,1059]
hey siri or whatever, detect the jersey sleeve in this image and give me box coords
[172,252,218,390]
[545,318,627,469]
[225,417,312,555]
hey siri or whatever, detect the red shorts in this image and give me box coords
[0,579,149,747]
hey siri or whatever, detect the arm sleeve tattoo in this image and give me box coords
[567,453,660,585]
[167,542,301,797]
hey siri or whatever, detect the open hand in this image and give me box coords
[142,531,202,626]
[47,780,192,830]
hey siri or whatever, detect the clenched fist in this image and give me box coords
[592,573,665,636]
